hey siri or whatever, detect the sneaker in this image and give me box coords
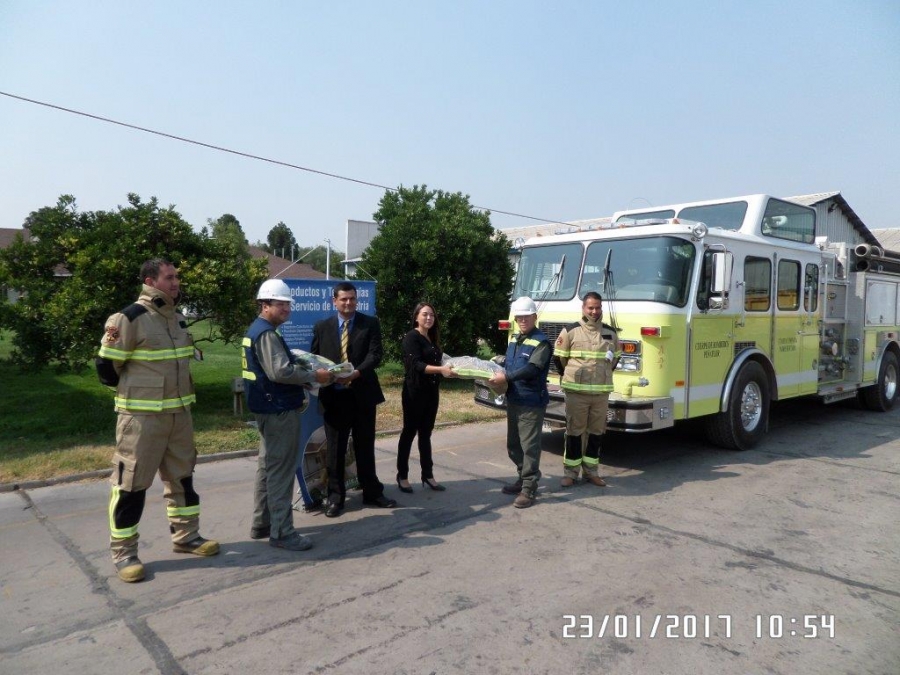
[173,536,220,556]
[269,532,313,551]
[584,475,607,487]
[114,556,145,583]
[560,476,575,487]
[250,526,270,540]
[513,492,534,509]
[501,481,523,495]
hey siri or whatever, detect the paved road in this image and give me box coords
[1,397,898,674]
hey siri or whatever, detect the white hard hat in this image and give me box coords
[510,296,538,316]
[257,279,292,302]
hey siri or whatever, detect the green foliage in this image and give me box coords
[265,221,297,255]
[362,185,514,360]
[207,213,248,247]
[0,195,268,371]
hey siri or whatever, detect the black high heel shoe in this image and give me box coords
[422,478,446,492]
[397,475,414,494]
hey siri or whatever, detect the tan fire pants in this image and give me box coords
[108,410,200,562]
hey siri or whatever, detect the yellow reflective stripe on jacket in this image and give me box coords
[241,337,256,380]
[98,345,193,362]
[562,349,609,359]
[508,337,542,347]
[98,344,132,360]
[167,504,200,518]
[555,349,622,359]
[114,394,197,411]
[109,486,139,540]
[561,382,615,393]
[129,346,195,362]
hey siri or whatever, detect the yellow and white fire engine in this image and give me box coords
[475,193,900,449]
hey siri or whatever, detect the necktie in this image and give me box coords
[340,320,349,363]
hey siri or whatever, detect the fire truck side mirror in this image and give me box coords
[708,251,733,311]
[711,251,733,293]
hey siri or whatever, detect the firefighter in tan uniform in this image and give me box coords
[554,292,619,487]
[96,258,219,583]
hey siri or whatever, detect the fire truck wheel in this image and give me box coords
[859,350,899,412]
[706,361,770,451]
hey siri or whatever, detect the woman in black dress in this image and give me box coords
[396,302,456,493]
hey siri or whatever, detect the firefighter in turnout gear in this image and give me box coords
[554,292,619,488]
[96,258,219,583]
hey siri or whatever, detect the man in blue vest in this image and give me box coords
[242,279,333,551]
[488,297,552,508]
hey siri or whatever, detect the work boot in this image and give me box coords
[115,556,145,583]
[269,532,313,551]
[513,492,535,508]
[173,536,220,556]
[584,474,607,487]
[501,480,523,495]
[560,466,579,487]
[250,526,270,540]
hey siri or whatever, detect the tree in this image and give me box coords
[208,213,248,247]
[361,185,514,361]
[0,194,268,371]
[265,221,296,257]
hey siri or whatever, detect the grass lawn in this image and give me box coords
[0,327,502,484]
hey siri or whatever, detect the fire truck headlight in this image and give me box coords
[616,356,641,372]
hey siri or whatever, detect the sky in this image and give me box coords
[1,1,898,251]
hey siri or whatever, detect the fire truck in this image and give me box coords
[474,193,900,449]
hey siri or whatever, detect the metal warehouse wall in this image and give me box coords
[815,200,864,247]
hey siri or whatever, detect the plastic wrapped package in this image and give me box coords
[442,355,508,394]
[290,349,354,391]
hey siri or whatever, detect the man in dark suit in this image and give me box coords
[311,282,397,518]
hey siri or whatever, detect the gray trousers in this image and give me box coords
[506,403,545,496]
[252,410,302,539]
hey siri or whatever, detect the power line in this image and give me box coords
[0,90,570,227]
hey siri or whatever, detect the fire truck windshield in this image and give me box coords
[514,237,696,306]
[512,242,583,301]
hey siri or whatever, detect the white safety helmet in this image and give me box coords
[510,296,538,317]
[257,279,292,302]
